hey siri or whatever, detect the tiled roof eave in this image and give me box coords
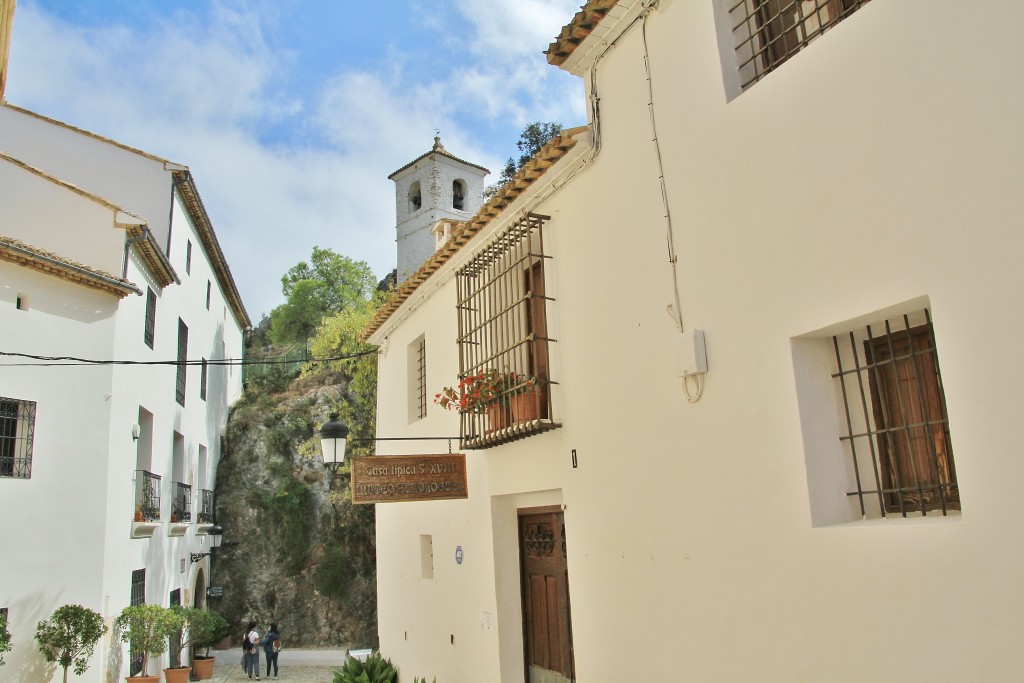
[361,126,590,343]
[0,235,141,298]
[172,171,252,329]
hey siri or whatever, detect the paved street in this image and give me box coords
[209,648,349,683]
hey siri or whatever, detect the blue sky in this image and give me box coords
[5,0,586,319]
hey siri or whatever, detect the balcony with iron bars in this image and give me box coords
[131,470,161,539]
[169,481,192,536]
[196,488,215,533]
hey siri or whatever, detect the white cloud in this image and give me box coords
[4,0,588,319]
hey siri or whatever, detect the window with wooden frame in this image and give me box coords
[175,319,188,406]
[829,308,958,518]
[729,0,871,90]
[0,397,36,479]
[454,213,558,448]
[144,287,157,349]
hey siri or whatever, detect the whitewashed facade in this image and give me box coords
[366,1,1024,681]
[0,95,247,680]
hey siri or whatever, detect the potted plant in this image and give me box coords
[115,604,178,682]
[0,610,11,669]
[435,369,537,430]
[34,604,107,683]
[170,607,228,680]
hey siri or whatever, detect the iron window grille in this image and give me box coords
[416,337,427,420]
[144,287,157,349]
[831,308,958,518]
[134,470,162,521]
[129,569,145,676]
[176,319,188,406]
[172,481,192,522]
[0,397,36,479]
[197,488,214,523]
[455,213,559,448]
[729,0,870,90]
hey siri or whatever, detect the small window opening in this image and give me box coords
[15,293,28,311]
[453,180,466,210]
[410,181,422,212]
[185,240,192,275]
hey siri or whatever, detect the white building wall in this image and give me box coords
[372,1,1024,681]
[1,113,245,681]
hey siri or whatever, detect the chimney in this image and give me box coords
[0,0,15,100]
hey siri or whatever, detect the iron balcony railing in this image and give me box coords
[172,482,192,522]
[134,470,161,522]
[197,488,214,523]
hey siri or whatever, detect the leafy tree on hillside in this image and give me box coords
[495,121,564,188]
[269,247,377,345]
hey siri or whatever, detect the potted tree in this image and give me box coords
[0,610,11,669]
[34,604,107,683]
[167,607,228,681]
[115,604,178,682]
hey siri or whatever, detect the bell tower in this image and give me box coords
[388,136,489,283]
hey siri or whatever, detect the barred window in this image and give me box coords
[830,308,958,518]
[1,397,36,479]
[144,287,157,349]
[409,335,427,422]
[454,213,558,448]
[176,319,188,406]
[730,0,870,90]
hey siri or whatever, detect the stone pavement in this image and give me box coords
[209,648,349,683]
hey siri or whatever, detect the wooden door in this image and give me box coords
[519,508,574,683]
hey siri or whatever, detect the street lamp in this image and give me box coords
[190,524,224,563]
[319,413,349,470]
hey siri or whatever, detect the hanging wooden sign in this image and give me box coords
[351,454,468,504]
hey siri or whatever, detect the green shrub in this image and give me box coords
[0,610,11,667]
[314,545,350,600]
[34,605,107,683]
[332,652,398,683]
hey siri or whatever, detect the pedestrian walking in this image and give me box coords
[243,620,261,679]
[263,622,282,679]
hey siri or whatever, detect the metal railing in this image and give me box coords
[134,470,161,522]
[172,482,192,522]
[197,488,214,523]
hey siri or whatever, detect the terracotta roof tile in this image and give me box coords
[545,0,620,66]
[0,235,141,297]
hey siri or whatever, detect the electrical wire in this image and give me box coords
[0,348,376,368]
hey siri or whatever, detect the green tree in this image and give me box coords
[115,604,179,678]
[269,247,377,345]
[34,605,107,683]
[0,610,11,668]
[496,121,564,186]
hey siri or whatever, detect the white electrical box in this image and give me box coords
[674,330,708,377]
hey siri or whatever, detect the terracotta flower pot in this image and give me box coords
[192,656,215,680]
[125,676,159,683]
[163,666,191,683]
[134,510,144,522]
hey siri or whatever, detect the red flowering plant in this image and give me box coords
[434,368,534,414]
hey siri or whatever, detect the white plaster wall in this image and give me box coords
[0,160,126,274]
[0,104,176,249]
[1,118,244,681]
[0,264,116,682]
[373,1,1024,680]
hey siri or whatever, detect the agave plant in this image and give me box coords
[332,652,398,683]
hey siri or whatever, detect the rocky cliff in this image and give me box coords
[211,370,377,649]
